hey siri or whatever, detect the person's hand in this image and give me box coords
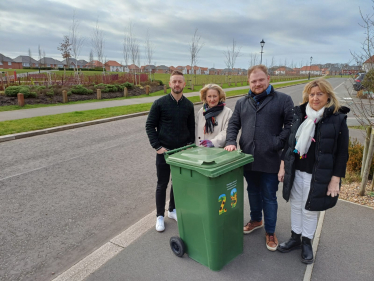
[327,176,340,197]
[157,147,167,154]
[224,145,237,151]
[278,161,285,182]
[200,140,214,147]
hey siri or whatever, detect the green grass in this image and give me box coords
[348,126,366,130]
[0,79,312,136]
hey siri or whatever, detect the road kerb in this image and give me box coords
[52,209,157,281]
[303,211,325,281]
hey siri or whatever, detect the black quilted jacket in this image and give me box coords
[145,94,195,151]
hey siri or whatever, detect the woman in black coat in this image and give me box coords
[277,78,349,264]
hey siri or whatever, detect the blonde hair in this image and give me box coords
[200,84,226,103]
[302,78,341,113]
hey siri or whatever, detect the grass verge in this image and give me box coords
[0,79,309,136]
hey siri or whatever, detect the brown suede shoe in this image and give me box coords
[243,220,263,234]
[266,233,279,251]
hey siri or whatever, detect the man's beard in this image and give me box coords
[172,86,184,94]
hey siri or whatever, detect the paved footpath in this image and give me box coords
[52,187,374,281]
[0,80,310,122]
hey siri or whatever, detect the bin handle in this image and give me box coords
[164,144,197,159]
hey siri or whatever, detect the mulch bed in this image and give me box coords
[340,182,374,208]
[0,85,164,106]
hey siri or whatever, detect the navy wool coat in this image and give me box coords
[226,88,294,174]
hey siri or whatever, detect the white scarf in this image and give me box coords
[294,103,325,157]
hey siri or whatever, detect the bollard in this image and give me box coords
[97,89,102,100]
[124,87,128,97]
[145,85,150,95]
[62,90,68,103]
[163,84,167,94]
[241,81,244,86]
[17,93,25,107]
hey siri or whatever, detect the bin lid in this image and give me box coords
[165,147,254,178]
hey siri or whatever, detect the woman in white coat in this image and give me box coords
[195,84,233,148]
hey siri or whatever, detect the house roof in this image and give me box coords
[363,56,374,64]
[156,65,169,70]
[105,60,122,67]
[128,64,140,69]
[13,55,39,64]
[300,65,321,71]
[0,54,14,62]
[39,57,62,64]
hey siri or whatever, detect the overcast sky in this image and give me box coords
[0,0,372,69]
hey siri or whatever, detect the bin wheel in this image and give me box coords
[170,236,185,257]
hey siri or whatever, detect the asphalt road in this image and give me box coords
[0,78,363,280]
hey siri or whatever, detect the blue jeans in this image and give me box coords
[244,170,279,233]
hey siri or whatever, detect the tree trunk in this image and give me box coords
[361,127,371,177]
[360,127,374,196]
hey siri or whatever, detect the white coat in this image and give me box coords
[195,106,233,148]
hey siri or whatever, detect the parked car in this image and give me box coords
[353,73,366,91]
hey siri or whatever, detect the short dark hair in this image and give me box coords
[171,70,184,77]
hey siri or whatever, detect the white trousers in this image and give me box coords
[290,170,318,239]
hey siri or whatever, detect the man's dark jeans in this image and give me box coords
[156,153,175,217]
[244,170,279,233]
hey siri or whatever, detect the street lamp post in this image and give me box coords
[260,39,265,65]
[308,56,313,80]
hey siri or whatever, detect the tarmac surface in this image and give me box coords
[1,77,373,280]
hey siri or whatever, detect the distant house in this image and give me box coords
[84,60,104,69]
[201,67,208,75]
[275,66,294,75]
[13,55,39,67]
[342,65,361,75]
[362,56,374,72]
[328,66,341,76]
[156,65,169,74]
[39,57,63,68]
[62,58,88,69]
[0,53,22,69]
[183,65,192,74]
[300,65,322,75]
[209,68,219,75]
[105,60,124,72]
[143,65,156,74]
[128,64,140,73]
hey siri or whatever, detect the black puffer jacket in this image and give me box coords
[282,103,349,211]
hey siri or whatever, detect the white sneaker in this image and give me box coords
[156,216,165,232]
[168,209,178,222]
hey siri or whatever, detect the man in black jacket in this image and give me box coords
[145,70,195,232]
[225,65,294,251]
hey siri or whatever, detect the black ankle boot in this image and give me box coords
[277,231,302,253]
[301,237,314,264]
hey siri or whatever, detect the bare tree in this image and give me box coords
[348,1,374,196]
[350,6,374,66]
[38,45,42,71]
[70,11,85,72]
[224,38,241,72]
[57,35,72,69]
[89,49,94,69]
[144,29,153,80]
[248,53,259,68]
[28,48,32,67]
[189,28,204,75]
[123,30,130,72]
[43,50,46,67]
[91,18,105,72]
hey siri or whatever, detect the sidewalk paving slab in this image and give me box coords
[84,189,308,281]
[311,200,374,281]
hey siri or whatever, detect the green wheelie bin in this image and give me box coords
[164,144,254,271]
